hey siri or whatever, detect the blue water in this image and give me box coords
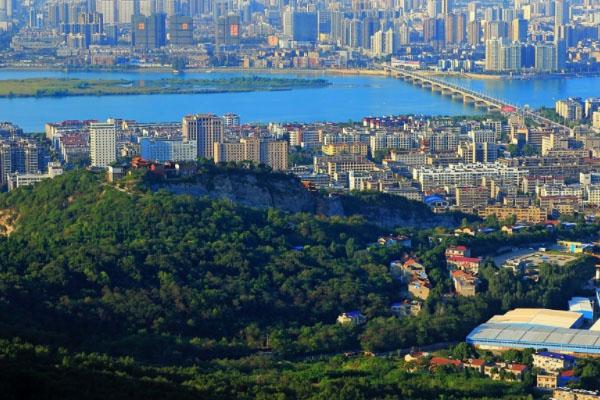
[441,75,600,108]
[0,69,598,132]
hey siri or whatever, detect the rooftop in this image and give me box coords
[447,255,482,263]
[568,297,594,313]
[467,323,600,355]
[487,308,583,329]
[590,318,600,332]
[430,357,462,367]
[536,351,576,362]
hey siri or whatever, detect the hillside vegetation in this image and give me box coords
[0,168,596,399]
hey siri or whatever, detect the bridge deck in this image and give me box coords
[382,65,569,132]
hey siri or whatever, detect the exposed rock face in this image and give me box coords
[153,173,317,214]
[151,172,457,229]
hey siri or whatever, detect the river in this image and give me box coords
[0,69,599,132]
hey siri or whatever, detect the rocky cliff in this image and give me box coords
[149,169,458,229]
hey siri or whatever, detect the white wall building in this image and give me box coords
[90,122,117,168]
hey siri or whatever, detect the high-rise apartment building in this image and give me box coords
[510,18,528,42]
[118,0,136,24]
[445,13,466,44]
[441,0,453,16]
[169,15,193,45]
[0,139,40,184]
[485,20,509,41]
[0,142,11,184]
[467,20,481,45]
[132,13,167,49]
[485,38,521,72]
[97,0,117,25]
[90,122,117,168]
[11,140,39,174]
[223,113,240,127]
[283,10,318,43]
[182,114,224,160]
[215,14,240,48]
[534,42,558,72]
[0,0,13,20]
[427,0,440,18]
[214,138,288,171]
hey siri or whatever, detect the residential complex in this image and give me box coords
[1,0,599,75]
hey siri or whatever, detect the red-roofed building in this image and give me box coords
[509,363,528,374]
[429,357,463,370]
[451,270,479,297]
[445,245,470,258]
[465,358,488,373]
[447,255,482,274]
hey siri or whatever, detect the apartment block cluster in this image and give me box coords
[285,110,600,222]
[44,112,288,174]
[0,122,61,190]
[3,0,600,74]
[555,97,600,126]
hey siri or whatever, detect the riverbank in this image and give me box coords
[2,64,598,81]
[426,69,600,80]
[0,64,390,77]
[0,76,331,98]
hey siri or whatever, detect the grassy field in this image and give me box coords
[0,76,331,98]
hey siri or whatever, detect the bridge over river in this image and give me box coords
[382,64,570,133]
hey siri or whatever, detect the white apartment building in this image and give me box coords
[413,162,528,191]
[90,122,117,168]
[538,184,583,199]
[593,111,600,129]
[586,186,600,206]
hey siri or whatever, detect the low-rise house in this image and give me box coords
[378,235,412,248]
[484,362,527,381]
[337,311,366,326]
[446,255,482,274]
[391,300,422,317]
[533,352,576,373]
[451,270,478,297]
[429,357,463,371]
[465,358,488,374]
[445,245,471,258]
[400,258,426,279]
[454,227,476,236]
[404,351,430,363]
[396,258,432,300]
[537,370,578,390]
[558,240,593,254]
[501,225,528,235]
[537,371,560,389]
[408,279,431,300]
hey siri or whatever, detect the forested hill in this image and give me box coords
[0,170,402,362]
[0,170,594,399]
[144,162,453,228]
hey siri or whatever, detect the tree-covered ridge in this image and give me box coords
[0,169,597,363]
[0,170,400,362]
[0,167,598,398]
[0,338,537,400]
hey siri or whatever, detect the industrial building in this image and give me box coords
[568,297,595,322]
[466,308,600,356]
[487,308,584,329]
